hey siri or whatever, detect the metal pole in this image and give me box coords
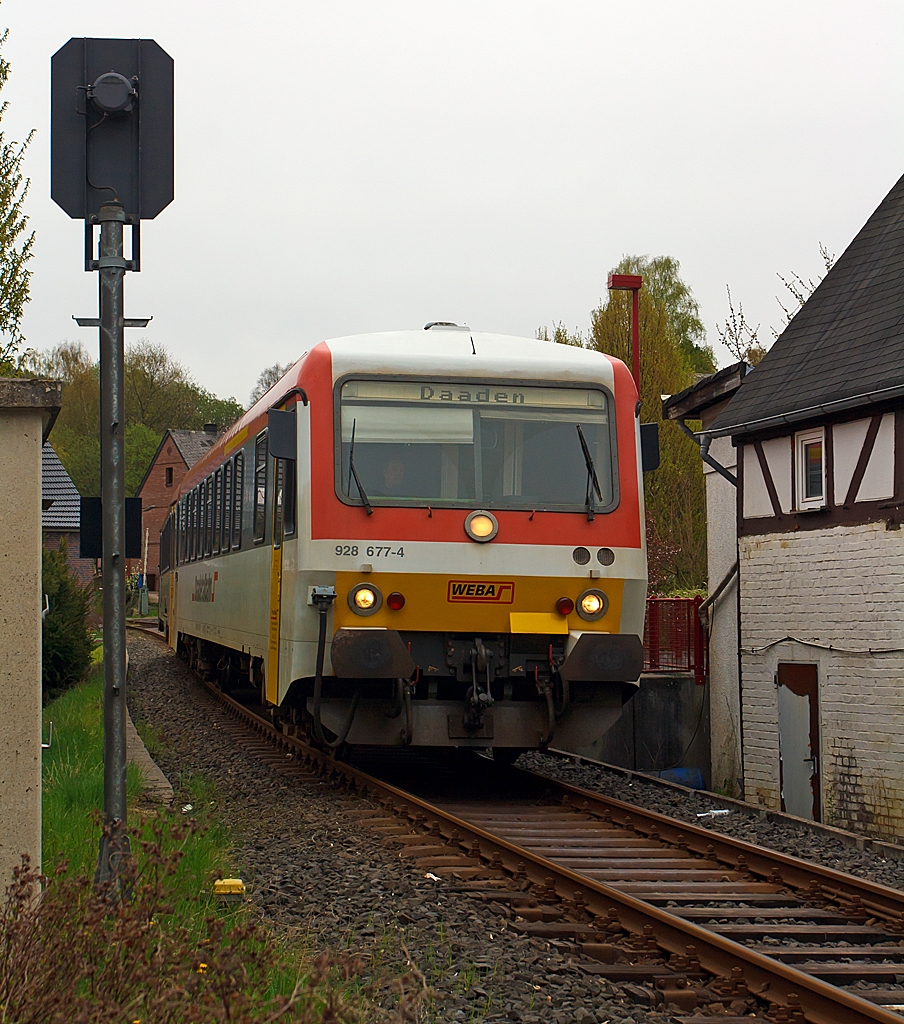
[94,202,131,888]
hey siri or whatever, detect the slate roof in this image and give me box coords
[169,428,222,468]
[42,443,81,530]
[708,172,904,437]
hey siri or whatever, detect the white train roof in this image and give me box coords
[324,328,619,387]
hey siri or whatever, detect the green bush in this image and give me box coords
[42,539,93,703]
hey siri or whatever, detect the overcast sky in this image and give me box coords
[4,1,903,406]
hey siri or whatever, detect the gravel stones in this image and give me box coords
[519,751,904,891]
[126,633,674,1023]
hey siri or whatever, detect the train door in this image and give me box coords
[264,406,299,705]
[777,663,821,820]
[169,570,177,649]
[256,429,279,705]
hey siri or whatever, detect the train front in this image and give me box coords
[290,329,647,752]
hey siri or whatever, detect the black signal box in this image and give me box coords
[80,497,143,559]
[51,38,174,221]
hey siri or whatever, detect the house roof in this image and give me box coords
[42,443,81,530]
[662,361,750,422]
[136,427,223,496]
[169,428,222,467]
[708,172,904,438]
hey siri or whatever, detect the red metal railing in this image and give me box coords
[643,596,707,686]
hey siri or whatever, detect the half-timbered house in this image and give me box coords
[702,172,904,836]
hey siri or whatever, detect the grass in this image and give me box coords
[41,667,143,878]
[35,664,396,1021]
[41,663,232,933]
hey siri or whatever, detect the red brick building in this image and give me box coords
[136,426,222,591]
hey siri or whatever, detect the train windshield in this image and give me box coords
[337,379,617,512]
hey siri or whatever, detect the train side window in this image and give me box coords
[213,468,222,555]
[181,497,188,565]
[190,490,197,561]
[222,460,232,553]
[176,498,182,565]
[273,458,284,547]
[194,487,201,561]
[199,481,207,558]
[253,432,268,543]
[233,452,244,549]
[284,458,296,536]
[160,516,171,575]
[205,476,215,556]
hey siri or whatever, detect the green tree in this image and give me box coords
[30,341,243,496]
[124,339,199,431]
[41,540,94,703]
[541,255,708,592]
[0,25,35,373]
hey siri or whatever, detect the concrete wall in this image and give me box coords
[579,674,710,782]
[704,436,742,795]
[739,520,904,837]
[0,379,61,879]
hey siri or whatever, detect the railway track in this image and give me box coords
[128,625,904,1023]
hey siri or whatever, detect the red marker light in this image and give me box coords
[556,597,574,616]
[387,592,405,610]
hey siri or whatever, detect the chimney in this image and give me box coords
[203,423,217,433]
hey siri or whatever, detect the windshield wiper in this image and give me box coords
[347,420,373,515]
[576,423,603,522]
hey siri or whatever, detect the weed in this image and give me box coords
[0,824,377,1023]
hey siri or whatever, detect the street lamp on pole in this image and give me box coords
[607,273,643,393]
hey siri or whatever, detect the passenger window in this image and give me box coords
[191,490,199,561]
[199,481,207,557]
[283,459,296,536]
[222,461,232,552]
[254,432,268,543]
[273,459,284,548]
[213,468,222,555]
[233,452,244,549]
[208,477,216,555]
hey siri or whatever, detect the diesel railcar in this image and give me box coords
[158,325,652,753]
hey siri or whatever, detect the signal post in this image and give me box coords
[51,37,173,887]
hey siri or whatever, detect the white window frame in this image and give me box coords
[795,427,826,510]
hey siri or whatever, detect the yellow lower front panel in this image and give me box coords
[333,572,624,634]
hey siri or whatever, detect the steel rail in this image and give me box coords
[530,771,904,925]
[185,674,903,1024]
[126,631,904,1024]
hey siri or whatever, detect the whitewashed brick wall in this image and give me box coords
[739,521,904,837]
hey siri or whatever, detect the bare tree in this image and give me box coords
[249,362,293,407]
[774,242,836,335]
[715,286,765,365]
